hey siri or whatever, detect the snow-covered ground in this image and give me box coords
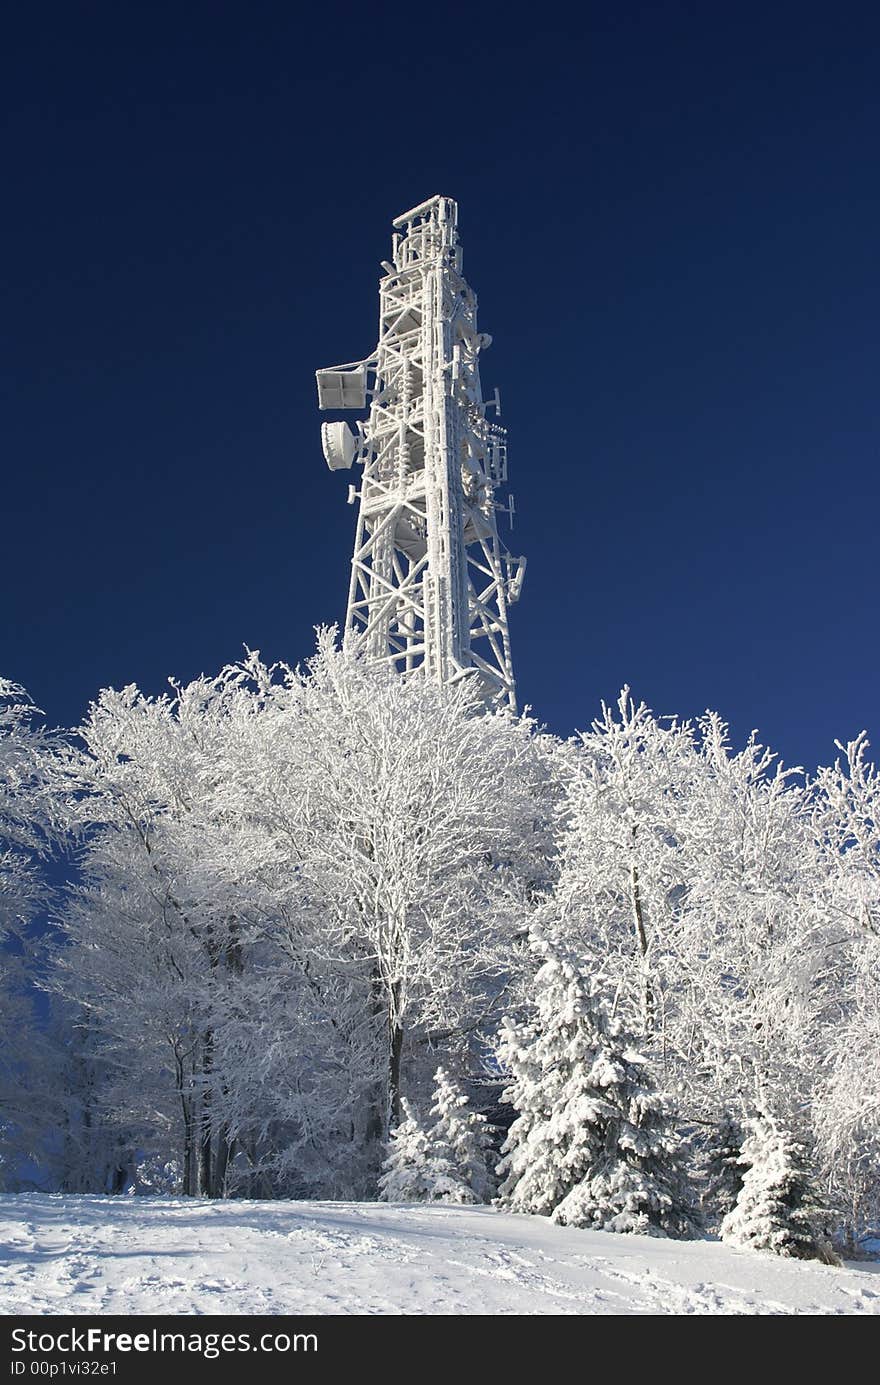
[0,1195,877,1316]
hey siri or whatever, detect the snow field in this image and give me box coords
[0,1196,877,1317]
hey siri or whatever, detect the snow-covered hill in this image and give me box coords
[0,1195,877,1315]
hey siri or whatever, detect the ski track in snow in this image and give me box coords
[0,1196,877,1316]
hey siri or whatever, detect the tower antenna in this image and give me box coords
[316,196,525,707]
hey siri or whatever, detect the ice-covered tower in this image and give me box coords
[316,195,525,708]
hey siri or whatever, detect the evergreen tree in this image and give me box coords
[497,930,691,1236]
[379,1073,495,1205]
[702,1111,745,1226]
[420,1131,477,1205]
[378,1100,432,1203]
[720,1106,834,1261]
[428,1067,495,1204]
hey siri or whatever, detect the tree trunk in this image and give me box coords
[213,1128,234,1197]
[182,1098,195,1196]
[363,965,388,1145]
[629,839,655,1032]
[389,1015,404,1130]
[199,1030,214,1197]
[177,1051,197,1197]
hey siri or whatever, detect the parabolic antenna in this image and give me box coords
[321,421,357,470]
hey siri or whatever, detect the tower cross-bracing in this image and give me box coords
[316,195,525,708]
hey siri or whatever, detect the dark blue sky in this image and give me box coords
[3,3,878,770]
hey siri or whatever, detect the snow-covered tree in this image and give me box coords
[379,1071,495,1205]
[720,1107,832,1261]
[263,633,546,1139]
[0,975,70,1190]
[378,1092,476,1205]
[0,677,80,1186]
[700,1111,745,1227]
[0,677,71,936]
[550,691,698,1037]
[427,1067,495,1203]
[21,647,875,1241]
[810,733,880,1244]
[419,1135,477,1205]
[378,1100,432,1203]
[497,931,691,1235]
[52,634,546,1196]
[812,731,880,937]
[669,715,828,1120]
[812,931,880,1245]
[54,663,382,1198]
[550,697,841,1156]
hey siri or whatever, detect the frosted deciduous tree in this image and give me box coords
[813,732,880,937]
[57,665,382,1197]
[551,698,838,1152]
[0,678,70,935]
[241,632,544,1141]
[814,980,880,1249]
[670,716,827,1118]
[0,982,73,1190]
[0,677,77,1186]
[809,734,880,1243]
[550,691,698,1038]
[34,650,879,1246]
[53,634,546,1195]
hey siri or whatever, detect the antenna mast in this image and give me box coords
[316,196,525,707]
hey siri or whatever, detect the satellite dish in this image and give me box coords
[321,421,357,470]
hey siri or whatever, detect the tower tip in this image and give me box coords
[392,195,457,228]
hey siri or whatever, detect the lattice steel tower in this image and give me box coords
[316,195,525,708]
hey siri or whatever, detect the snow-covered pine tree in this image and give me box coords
[420,1135,478,1205]
[497,931,691,1236]
[701,1111,745,1226]
[379,1072,495,1206]
[428,1067,495,1204]
[378,1100,432,1203]
[720,1106,835,1261]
